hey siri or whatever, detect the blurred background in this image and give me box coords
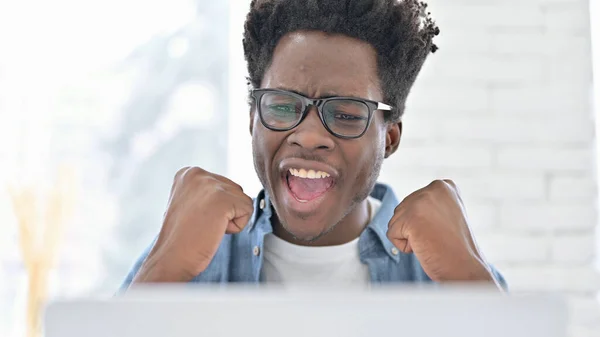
[0,0,598,336]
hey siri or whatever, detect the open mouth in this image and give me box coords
[285,168,335,203]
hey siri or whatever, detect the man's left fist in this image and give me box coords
[387,179,500,287]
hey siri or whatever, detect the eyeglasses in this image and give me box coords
[251,89,393,139]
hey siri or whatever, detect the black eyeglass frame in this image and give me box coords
[251,88,394,139]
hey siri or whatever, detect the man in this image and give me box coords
[121,0,505,289]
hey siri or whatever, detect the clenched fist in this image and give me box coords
[132,167,254,284]
[387,180,501,288]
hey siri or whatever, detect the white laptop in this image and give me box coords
[44,284,567,337]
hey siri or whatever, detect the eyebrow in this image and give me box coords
[274,86,361,99]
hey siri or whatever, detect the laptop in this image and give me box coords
[44,284,567,337]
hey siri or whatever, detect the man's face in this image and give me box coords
[251,31,399,241]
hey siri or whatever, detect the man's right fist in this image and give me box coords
[132,167,254,284]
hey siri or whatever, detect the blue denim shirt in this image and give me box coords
[120,183,506,289]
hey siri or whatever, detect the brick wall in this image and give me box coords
[379,0,599,336]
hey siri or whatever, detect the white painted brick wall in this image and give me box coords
[500,203,596,232]
[496,147,594,171]
[497,265,598,293]
[381,0,599,335]
[551,235,597,264]
[550,175,598,200]
[489,84,591,117]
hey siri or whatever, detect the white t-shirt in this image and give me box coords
[261,197,382,285]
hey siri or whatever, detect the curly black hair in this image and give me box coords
[243,0,439,122]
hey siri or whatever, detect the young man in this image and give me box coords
[121,0,505,288]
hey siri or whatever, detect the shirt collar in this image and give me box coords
[248,189,273,233]
[364,183,401,262]
[249,183,400,260]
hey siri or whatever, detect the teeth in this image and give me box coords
[288,168,331,179]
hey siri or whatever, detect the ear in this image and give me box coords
[249,94,258,135]
[384,121,402,158]
[249,108,255,135]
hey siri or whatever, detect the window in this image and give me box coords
[0,1,234,335]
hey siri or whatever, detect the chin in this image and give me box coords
[283,226,332,243]
[278,213,335,242]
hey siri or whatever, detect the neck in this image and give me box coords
[272,198,370,247]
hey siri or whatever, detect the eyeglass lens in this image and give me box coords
[259,91,369,138]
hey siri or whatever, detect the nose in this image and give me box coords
[287,106,335,151]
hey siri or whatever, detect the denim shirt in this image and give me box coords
[120,183,506,289]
